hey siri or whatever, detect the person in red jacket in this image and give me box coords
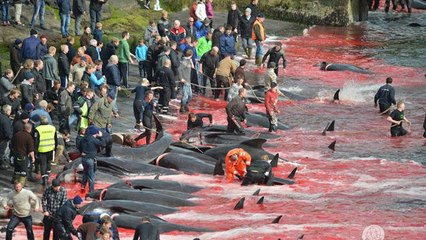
[225,148,251,183]
[265,81,280,132]
[169,20,187,47]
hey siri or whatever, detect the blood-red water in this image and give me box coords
[9,10,426,240]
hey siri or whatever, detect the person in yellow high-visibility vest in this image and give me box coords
[251,12,266,66]
[34,116,57,187]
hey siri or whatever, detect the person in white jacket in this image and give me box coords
[195,0,207,21]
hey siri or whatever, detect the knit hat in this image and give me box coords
[30,29,38,35]
[52,179,61,187]
[24,71,34,80]
[86,125,99,136]
[24,103,34,111]
[20,112,30,120]
[14,38,23,45]
[80,56,87,62]
[257,12,265,18]
[73,195,83,205]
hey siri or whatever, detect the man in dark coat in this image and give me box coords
[54,195,83,240]
[10,39,22,75]
[132,216,160,240]
[0,104,13,169]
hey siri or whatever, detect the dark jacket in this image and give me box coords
[20,80,35,109]
[105,63,121,87]
[85,45,98,63]
[219,33,236,56]
[1,95,21,115]
[31,68,46,94]
[54,200,78,236]
[156,66,175,89]
[262,47,286,68]
[157,17,170,38]
[57,0,71,14]
[58,52,70,77]
[81,71,91,84]
[184,24,196,39]
[169,48,180,76]
[200,51,219,72]
[80,32,90,48]
[21,35,40,60]
[89,0,105,12]
[9,44,21,75]
[66,42,77,61]
[169,26,186,45]
[72,0,86,15]
[239,15,254,39]
[374,84,396,107]
[132,222,160,240]
[44,87,62,106]
[101,41,117,67]
[226,96,246,121]
[227,9,241,30]
[36,43,48,60]
[187,113,212,130]
[78,134,105,158]
[234,66,246,83]
[212,28,223,48]
[0,113,13,141]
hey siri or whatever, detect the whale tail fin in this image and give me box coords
[234,197,245,210]
[297,234,305,239]
[253,189,261,196]
[287,167,297,179]
[272,215,282,224]
[328,140,336,151]
[257,196,264,204]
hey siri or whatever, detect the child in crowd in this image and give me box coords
[135,40,148,78]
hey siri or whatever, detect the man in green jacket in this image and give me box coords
[196,31,213,59]
[88,92,114,157]
[117,31,135,88]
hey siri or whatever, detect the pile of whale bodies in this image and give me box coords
[56,115,297,233]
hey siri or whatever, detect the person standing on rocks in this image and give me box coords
[30,0,47,30]
[73,0,87,36]
[57,0,72,38]
[89,0,107,31]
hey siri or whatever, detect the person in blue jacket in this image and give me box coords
[219,25,236,59]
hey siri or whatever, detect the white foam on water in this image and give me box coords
[289,150,325,159]
[280,86,303,92]
[317,81,382,104]
[384,187,426,198]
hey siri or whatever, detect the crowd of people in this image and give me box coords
[0,0,425,239]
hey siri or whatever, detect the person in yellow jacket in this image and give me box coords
[74,88,95,131]
[34,116,57,187]
[252,12,266,66]
[225,148,252,183]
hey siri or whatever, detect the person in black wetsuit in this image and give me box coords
[374,77,396,115]
[132,216,160,240]
[241,155,272,186]
[261,42,286,77]
[134,90,155,144]
[187,112,213,130]
[132,78,162,129]
[387,101,411,137]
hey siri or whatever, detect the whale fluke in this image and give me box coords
[213,160,224,176]
[333,89,340,101]
[272,215,282,224]
[270,154,279,167]
[257,196,264,204]
[253,189,261,196]
[297,234,305,239]
[234,197,245,210]
[328,120,335,131]
[328,140,336,151]
[287,167,297,179]
[154,174,160,180]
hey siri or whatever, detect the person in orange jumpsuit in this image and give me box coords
[225,148,252,182]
